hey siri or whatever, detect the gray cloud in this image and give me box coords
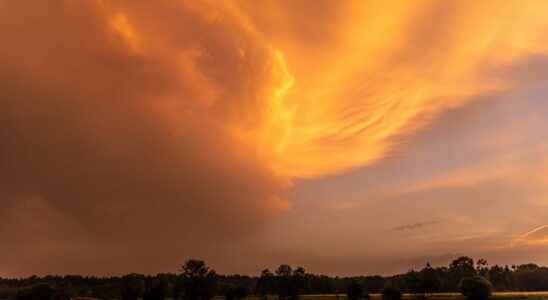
[390,220,441,232]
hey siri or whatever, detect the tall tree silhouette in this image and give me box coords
[277,264,298,300]
[449,257,476,290]
[257,269,275,300]
[420,263,441,295]
[179,259,217,300]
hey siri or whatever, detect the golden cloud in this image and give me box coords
[226,1,548,178]
[2,0,548,275]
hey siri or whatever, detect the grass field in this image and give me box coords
[237,293,548,300]
[125,293,548,300]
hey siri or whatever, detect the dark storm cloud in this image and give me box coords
[0,0,288,276]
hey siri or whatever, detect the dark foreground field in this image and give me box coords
[104,295,548,300]
[260,293,548,300]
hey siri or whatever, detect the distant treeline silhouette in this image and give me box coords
[2,257,548,300]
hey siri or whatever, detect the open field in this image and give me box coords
[236,293,548,300]
[299,293,548,300]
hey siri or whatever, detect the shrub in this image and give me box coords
[226,286,247,300]
[347,282,364,300]
[52,288,72,300]
[382,285,402,300]
[16,284,54,300]
[459,276,493,300]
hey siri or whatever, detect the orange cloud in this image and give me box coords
[243,0,548,178]
[2,0,548,275]
[0,0,290,275]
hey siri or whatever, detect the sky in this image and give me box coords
[1,0,548,277]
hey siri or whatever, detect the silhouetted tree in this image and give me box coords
[476,259,489,278]
[16,284,54,300]
[347,281,364,300]
[52,287,72,300]
[449,257,476,290]
[363,276,385,293]
[225,285,248,300]
[273,265,310,300]
[257,269,275,299]
[513,264,548,291]
[16,289,32,300]
[450,257,476,277]
[173,279,183,300]
[275,265,295,300]
[487,265,513,291]
[402,270,421,294]
[180,259,217,300]
[143,280,166,300]
[382,285,402,300]
[420,263,441,295]
[459,276,492,300]
[276,265,293,277]
[121,274,145,300]
[5,254,548,297]
[293,267,308,296]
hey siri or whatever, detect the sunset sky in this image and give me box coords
[2,0,548,277]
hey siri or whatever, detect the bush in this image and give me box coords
[52,288,72,300]
[347,282,364,300]
[382,286,402,300]
[16,284,54,300]
[226,286,247,300]
[459,276,493,300]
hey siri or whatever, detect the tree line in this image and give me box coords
[2,256,548,300]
